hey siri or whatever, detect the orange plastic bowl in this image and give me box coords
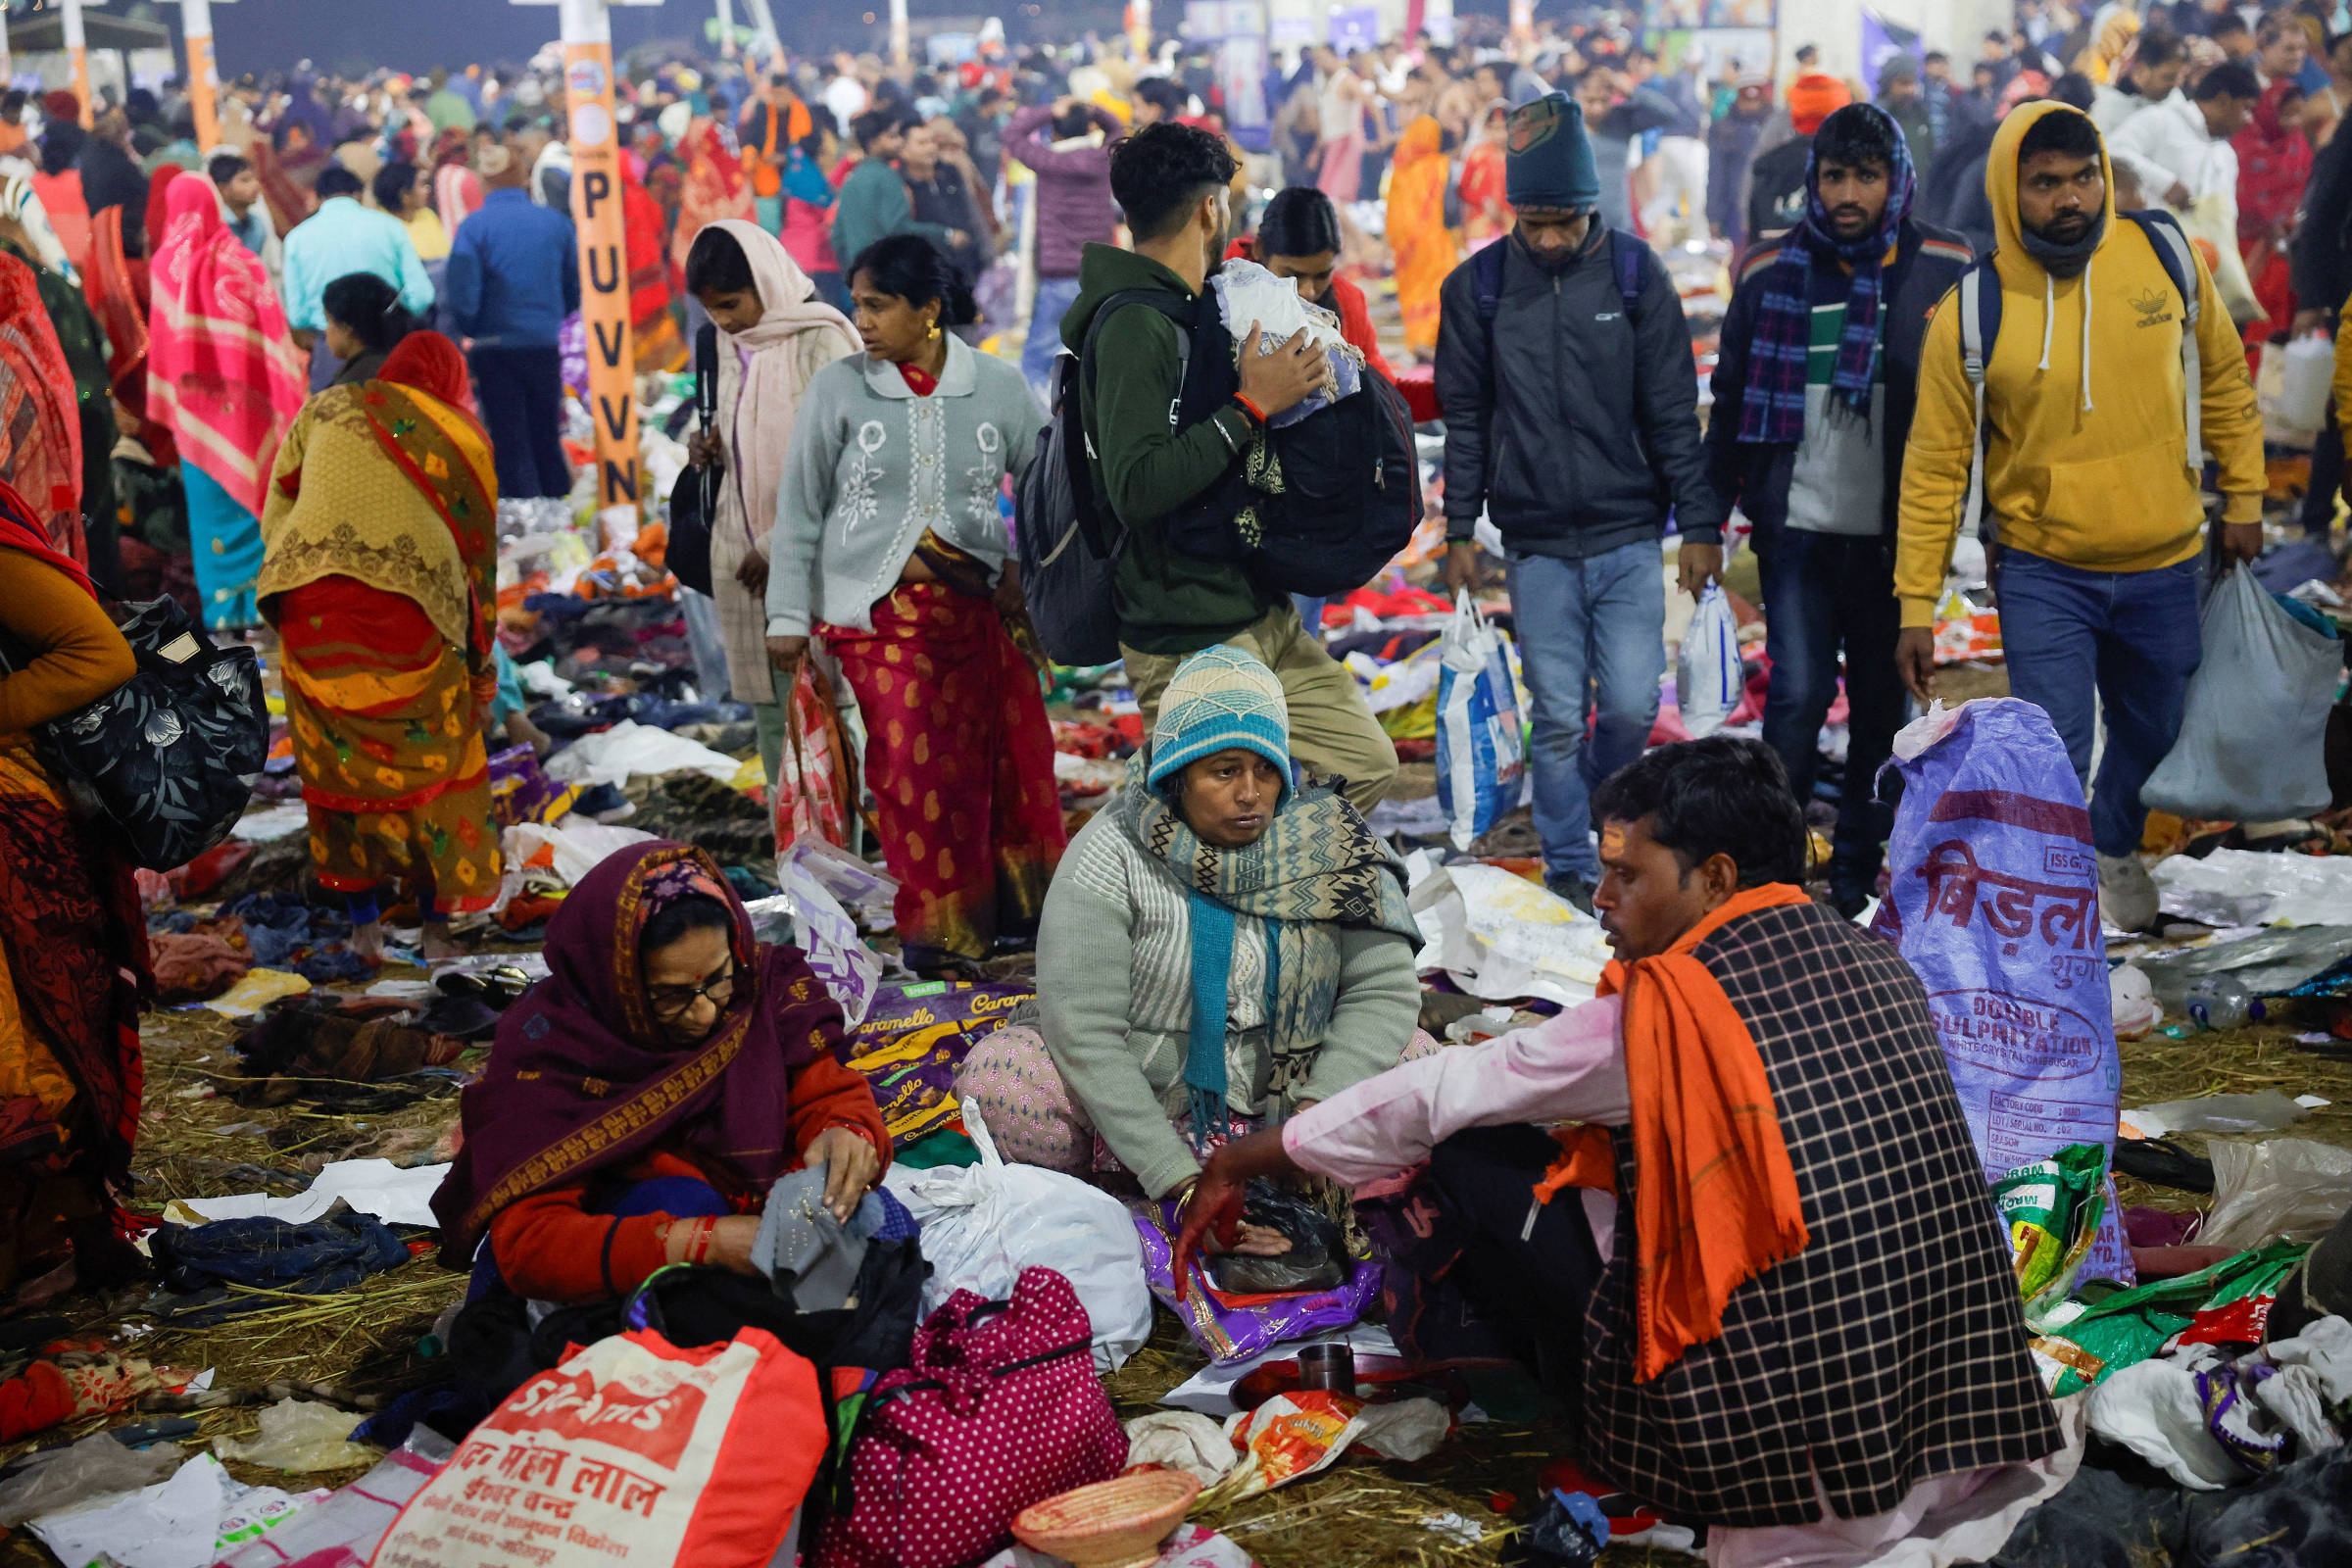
[1011,1470,1202,1568]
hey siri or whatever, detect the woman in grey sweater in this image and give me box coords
[957,647,1425,1200]
[763,235,1062,976]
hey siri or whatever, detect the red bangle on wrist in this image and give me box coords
[1233,393,1268,425]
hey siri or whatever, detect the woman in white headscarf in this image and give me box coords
[679,219,859,800]
[0,174,79,285]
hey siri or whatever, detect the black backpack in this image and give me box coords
[1103,283,1421,598]
[1012,290,1168,668]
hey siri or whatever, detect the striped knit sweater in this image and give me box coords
[1035,808,1421,1198]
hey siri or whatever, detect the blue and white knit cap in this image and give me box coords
[1145,645,1292,802]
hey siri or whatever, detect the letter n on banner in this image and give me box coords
[564,34,638,514]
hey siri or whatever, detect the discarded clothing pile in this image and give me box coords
[230,993,472,1108]
[145,1210,414,1326]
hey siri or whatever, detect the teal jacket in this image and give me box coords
[828,157,955,277]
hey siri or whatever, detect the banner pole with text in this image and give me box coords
[560,0,640,522]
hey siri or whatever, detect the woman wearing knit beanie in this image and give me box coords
[955,646,1429,1203]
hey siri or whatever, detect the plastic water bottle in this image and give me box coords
[2184,975,2266,1032]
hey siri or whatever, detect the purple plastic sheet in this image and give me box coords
[1871,699,2133,1287]
[1131,1199,1382,1365]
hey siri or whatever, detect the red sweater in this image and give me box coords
[489,1053,889,1303]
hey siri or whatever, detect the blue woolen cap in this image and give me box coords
[1145,645,1293,803]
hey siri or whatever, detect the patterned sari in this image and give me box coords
[0,487,148,1292]
[260,333,502,916]
[0,251,84,563]
[817,552,1066,968]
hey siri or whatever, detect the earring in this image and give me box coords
[926,319,941,339]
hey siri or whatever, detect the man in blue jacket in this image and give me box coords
[446,139,579,500]
[1437,93,1726,912]
[1705,103,1973,916]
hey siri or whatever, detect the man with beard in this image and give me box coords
[1897,103,2262,933]
[1706,104,1972,917]
[1174,736,2070,1552]
[1437,92,1723,911]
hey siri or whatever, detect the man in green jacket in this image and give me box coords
[1062,122,1397,810]
[831,110,966,278]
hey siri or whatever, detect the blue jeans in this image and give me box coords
[1995,549,2203,857]
[1510,542,1666,883]
[1023,275,1084,398]
[1757,530,1905,883]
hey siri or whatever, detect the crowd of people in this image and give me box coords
[0,1,2345,1558]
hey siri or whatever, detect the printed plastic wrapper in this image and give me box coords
[1200,1392,1450,1504]
[1131,1197,1382,1366]
[1407,856,1612,1007]
[2142,568,2340,822]
[371,1327,824,1568]
[213,1424,453,1567]
[773,855,883,1027]
[1675,583,1741,740]
[1993,1143,2108,1324]
[1872,700,2132,1288]
[2031,1242,2307,1398]
[2199,1138,2352,1252]
[848,979,1031,1148]
[879,1101,1152,1373]
[486,745,580,829]
[25,1453,311,1568]
[211,1396,377,1473]
[1435,591,1527,851]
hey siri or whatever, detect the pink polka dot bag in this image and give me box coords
[811,1266,1128,1568]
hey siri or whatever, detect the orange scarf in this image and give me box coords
[1539,882,1813,1383]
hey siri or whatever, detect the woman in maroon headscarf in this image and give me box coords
[431,842,889,1303]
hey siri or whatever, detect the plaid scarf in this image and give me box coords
[1116,756,1421,1141]
[1736,105,1916,446]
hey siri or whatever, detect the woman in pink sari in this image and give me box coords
[147,176,307,630]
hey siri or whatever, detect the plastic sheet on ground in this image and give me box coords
[2200,1139,2352,1252]
[0,1433,183,1527]
[26,1454,313,1568]
[2150,850,2352,928]
[212,1397,378,1472]
[201,969,313,1017]
[499,816,656,889]
[1405,855,1611,1005]
[232,803,312,843]
[2131,925,2352,1007]
[541,719,741,788]
[173,1157,452,1229]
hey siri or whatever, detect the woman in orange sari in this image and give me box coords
[258,332,501,964]
[1385,115,1458,362]
[1458,100,1513,252]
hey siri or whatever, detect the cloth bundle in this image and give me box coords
[1210,260,1362,424]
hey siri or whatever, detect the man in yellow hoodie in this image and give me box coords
[1895,102,2263,931]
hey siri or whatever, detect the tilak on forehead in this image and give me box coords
[1599,823,1628,859]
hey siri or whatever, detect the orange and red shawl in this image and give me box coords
[670,119,754,290]
[0,252,85,563]
[143,165,182,263]
[245,139,313,239]
[148,174,306,520]
[2235,79,2313,244]
[82,206,149,409]
[1538,883,1814,1385]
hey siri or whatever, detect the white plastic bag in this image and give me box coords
[773,857,884,1027]
[1434,590,1525,851]
[2142,568,2341,821]
[880,1100,1152,1373]
[1677,582,1742,740]
[2198,1138,2352,1252]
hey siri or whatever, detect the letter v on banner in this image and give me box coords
[541,0,643,512]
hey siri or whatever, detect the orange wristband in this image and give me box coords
[1232,393,1268,426]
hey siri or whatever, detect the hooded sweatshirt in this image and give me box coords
[1894,102,2263,629]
